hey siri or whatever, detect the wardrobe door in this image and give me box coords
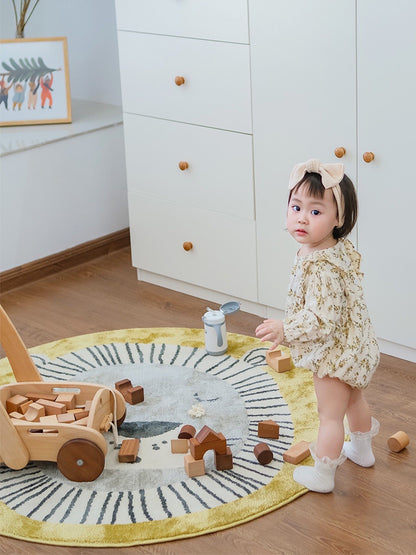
[250,0,356,309]
[357,0,416,349]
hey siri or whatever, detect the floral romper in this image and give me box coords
[282,239,379,388]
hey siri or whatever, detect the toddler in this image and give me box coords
[255,159,380,493]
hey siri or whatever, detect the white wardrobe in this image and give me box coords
[115,1,416,360]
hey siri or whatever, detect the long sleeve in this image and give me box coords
[283,261,343,344]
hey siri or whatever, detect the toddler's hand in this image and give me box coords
[255,319,284,351]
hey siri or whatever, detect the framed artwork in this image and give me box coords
[0,37,71,127]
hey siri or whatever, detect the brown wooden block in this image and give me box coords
[119,438,140,463]
[115,379,132,393]
[184,454,205,478]
[215,447,233,470]
[6,394,29,414]
[189,433,227,460]
[74,410,90,420]
[24,402,46,422]
[195,425,221,444]
[36,399,66,415]
[57,412,76,424]
[254,442,274,465]
[55,393,76,410]
[171,439,189,454]
[283,441,310,464]
[387,431,410,453]
[258,419,280,439]
[25,392,57,402]
[19,399,34,414]
[266,349,292,372]
[178,424,196,439]
[125,386,144,405]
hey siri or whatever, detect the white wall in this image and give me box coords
[0,1,128,273]
[0,0,122,106]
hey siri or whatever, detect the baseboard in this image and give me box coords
[0,228,130,294]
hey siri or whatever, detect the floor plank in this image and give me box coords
[0,248,414,555]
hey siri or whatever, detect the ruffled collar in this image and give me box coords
[297,239,362,276]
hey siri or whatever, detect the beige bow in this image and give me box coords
[288,159,345,226]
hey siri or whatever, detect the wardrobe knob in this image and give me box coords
[178,161,189,171]
[175,76,185,86]
[183,242,193,252]
[334,147,346,158]
[363,152,375,163]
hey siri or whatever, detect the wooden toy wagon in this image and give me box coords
[0,305,126,482]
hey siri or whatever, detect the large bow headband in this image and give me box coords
[288,159,345,227]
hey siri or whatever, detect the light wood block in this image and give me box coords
[387,431,410,453]
[57,412,76,424]
[119,438,140,462]
[39,414,59,424]
[55,393,76,410]
[6,394,29,414]
[36,399,66,415]
[171,438,189,454]
[24,402,46,422]
[283,441,310,464]
[8,411,25,420]
[266,349,292,372]
[184,454,205,478]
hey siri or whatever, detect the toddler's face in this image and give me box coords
[287,183,339,254]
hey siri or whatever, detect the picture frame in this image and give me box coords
[0,37,71,127]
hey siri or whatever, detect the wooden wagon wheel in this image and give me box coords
[57,438,105,482]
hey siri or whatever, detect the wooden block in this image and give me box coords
[115,379,132,393]
[39,414,59,424]
[74,409,90,420]
[387,431,410,453]
[283,441,310,464]
[184,454,205,478]
[195,425,221,444]
[24,402,46,422]
[25,392,57,402]
[258,419,280,439]
[178,424,196,439]
[215,447,233,470]
[74,416,89,426]
[125,386,144,405]
[9,411,25,420]
[57,412,76,424]
[119,439,140,463]
[100,413,113,432]
[254,442,274,465]
[84,400,93,411]
[6,394,30,414]
[36,399,66,415]
[189,433,227,460]
[55,393,76,410]
[171,439,189,454]
[266,349,292,372]
[19,400,34,414]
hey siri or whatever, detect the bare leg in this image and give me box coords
[313,374,352,459]
[346,387,372,432]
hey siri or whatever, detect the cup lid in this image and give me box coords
[220,301,240,315]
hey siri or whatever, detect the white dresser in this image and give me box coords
[115,1,416,361]
[115,0,257,302]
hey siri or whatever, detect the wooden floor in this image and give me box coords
[0,248,414,555]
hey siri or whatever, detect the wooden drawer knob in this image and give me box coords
[183,242,193,252]
[334,147,346,158]
[363,151,375,163]
[178,161,189,171]
[175,76,185,86]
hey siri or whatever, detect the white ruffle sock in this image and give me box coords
[343,417,380,467]
[293,443,346,493]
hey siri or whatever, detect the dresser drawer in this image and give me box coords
[115,0,249,44]
[128,194,257,301]
[117,32,252,133]
[123,114,254,219]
